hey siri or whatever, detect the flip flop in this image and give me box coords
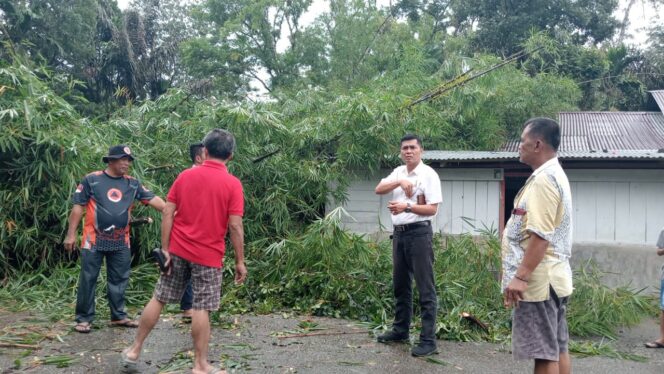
[109,319,139,328]
[645,341,664,348]
[73,322,91,334]
[120,350,139,373]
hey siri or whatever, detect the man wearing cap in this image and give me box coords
[64,145,165,333]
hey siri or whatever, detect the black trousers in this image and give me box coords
[75,248,131,323]
[391,224,437,344]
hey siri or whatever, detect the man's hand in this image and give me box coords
[658,248,664,256]
[234,262,247,285]
[388,201,407,215]
[161,249,172,276]
[63,234,77,252]
[64,205,84,252]
[503,277,528,308]
[399,179,414,198]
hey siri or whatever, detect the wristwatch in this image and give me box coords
[405,202,412,213]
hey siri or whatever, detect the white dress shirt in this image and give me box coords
[381,161,443,225]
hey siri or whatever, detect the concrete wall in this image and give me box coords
[572,243,661,294]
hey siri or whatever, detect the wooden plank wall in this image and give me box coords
[568,170,664,245]
[328,168,502,235]
[330,168,664,245]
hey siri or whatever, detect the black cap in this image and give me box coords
[102,145,135,163]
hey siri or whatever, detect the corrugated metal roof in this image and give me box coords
[424,150,664,162]
[501,112,664,152]
[651,90,664,113]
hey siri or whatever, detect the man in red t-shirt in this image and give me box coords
[122,129,247,374]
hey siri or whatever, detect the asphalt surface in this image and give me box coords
[1,312,664,373]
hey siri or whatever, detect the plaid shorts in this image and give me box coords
[153,254,223,311]
[512,287,569,361]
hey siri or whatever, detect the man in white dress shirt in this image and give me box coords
[374,134,443,357]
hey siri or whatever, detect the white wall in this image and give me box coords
[437,169,502,235]
[328,168,502,235]
[568,169,664,245]
[331,168,664,246]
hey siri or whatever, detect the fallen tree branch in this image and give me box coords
[144,164,175,172]
[404,46,543,110]
[277,330,367,339]
[0,342,40,349]
[253,149,281,163]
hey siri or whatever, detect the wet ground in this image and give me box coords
[1,310,663,373]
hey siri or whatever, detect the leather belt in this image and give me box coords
[393,220,431,232]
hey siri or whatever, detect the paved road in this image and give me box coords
[1,313,663,373]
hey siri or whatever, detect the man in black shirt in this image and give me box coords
[64,145,165,333]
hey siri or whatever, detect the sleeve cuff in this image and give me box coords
[526,226,554,242]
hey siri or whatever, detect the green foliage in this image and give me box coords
[0,55,95,275]
[0,215,655,349]
[567,261,658,339]
[449,0,621,55]
[569,340,647,362]
[0,44,582,276]
[0,0,188,109]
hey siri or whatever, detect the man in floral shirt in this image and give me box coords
[502,118,573,374]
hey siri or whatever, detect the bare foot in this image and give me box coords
[182,309,193,318]
[123,347,140,361]
[191,365,226,374]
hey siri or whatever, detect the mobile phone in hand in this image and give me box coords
[151,248,169,273]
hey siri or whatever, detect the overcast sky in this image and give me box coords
[116,0,661,46]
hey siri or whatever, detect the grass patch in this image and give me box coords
[568,261,658,339]
[570,340,648,362]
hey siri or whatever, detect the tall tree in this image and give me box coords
[448,0,621,55]
[0,0,189,111]
[180,0,313,98]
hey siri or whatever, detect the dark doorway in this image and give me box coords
[504,175,528,224]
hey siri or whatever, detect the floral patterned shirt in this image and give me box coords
[501,158,574,301]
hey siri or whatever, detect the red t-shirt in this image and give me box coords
[167,160,244,268]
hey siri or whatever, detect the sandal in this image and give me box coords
[120,350,139,373]
[645,341,664,348]
[109,319,139,328]
[73,322,91,333]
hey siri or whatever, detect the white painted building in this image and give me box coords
[330,91,664,247]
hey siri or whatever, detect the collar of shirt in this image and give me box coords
[202,159,228,171]
[531,157,559,177]
[402,161,425,176]
[103,170,124,180]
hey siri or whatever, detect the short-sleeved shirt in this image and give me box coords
[381,161,443,225]
[501,158,573,302]
[72,171,155,251]
[167,160,244,268]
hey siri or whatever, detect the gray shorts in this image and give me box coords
[512,287,569,361]
[153,254,223,311]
